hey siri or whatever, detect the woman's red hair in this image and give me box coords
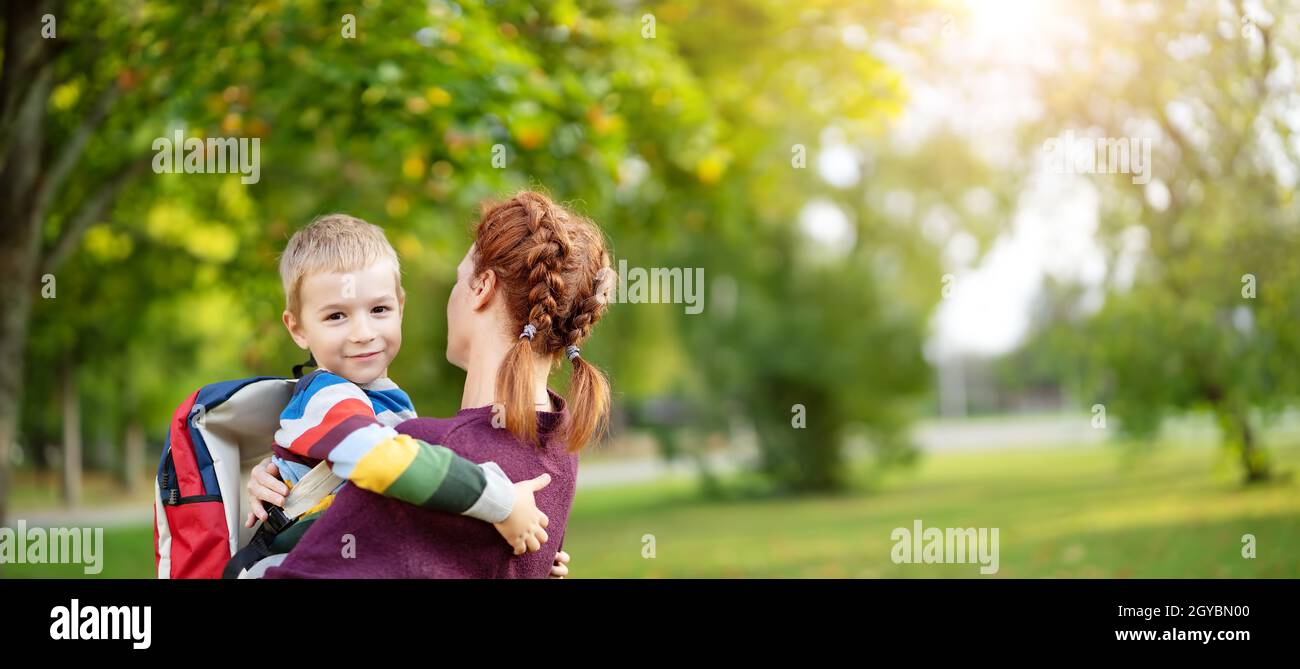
[473,191,615,452]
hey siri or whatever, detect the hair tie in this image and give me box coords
[565,344,581,361]
[519,324,537,340]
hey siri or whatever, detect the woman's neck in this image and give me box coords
[460,336,554,411]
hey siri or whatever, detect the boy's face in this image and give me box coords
[283,259,404,385]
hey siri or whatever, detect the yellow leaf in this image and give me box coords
[387,195,410,218]
[402,156,425,180]
[51,81,82,111]
[425,87,452,107]
[696,151,728,184]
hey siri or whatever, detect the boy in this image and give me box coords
[249,213,550,558]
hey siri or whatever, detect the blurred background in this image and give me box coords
[1,0,1297,578]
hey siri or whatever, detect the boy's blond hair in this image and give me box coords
[279,213,404,315]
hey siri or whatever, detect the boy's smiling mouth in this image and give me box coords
[348,350,383,360]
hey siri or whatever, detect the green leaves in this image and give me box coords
[17,1,938,494]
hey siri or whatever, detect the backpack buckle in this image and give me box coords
[263,506,293,535]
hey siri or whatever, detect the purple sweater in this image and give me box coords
[264,391,578,578]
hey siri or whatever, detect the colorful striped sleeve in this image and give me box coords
[362,377,419,426]
[275,371,515,523]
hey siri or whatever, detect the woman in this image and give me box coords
[249,191,615,578]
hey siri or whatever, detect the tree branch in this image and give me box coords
[0,0,60,182]
[0,62,54,168]
[39,156,150,277]
[31,80,122,224]
[1155,109,1211,183]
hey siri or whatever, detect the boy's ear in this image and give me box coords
[470,268,496,311]
[282,310,310,350]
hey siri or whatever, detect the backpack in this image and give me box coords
[153,376,296,578]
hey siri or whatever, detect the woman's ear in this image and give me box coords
[471,268,496,311]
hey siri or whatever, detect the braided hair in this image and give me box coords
[473,191,614,451]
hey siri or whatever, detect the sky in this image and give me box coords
[800,0,1115,360]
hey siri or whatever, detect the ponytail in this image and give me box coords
[564,352,611,453]
[497,331,540,446]
[559,264,616,452]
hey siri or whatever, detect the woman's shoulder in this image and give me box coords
[395,407,492,447]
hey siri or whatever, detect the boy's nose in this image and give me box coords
[350,322,376,342]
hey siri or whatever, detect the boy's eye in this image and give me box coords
[372,305,390,314]
[326,312,345,322]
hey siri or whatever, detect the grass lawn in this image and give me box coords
[4,441,1297,578]
[561,441,1300,578]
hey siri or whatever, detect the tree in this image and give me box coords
[634,1,942,491]
[1014,0,1300,483]
[4,0,942,517]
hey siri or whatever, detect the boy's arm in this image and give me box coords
[277,373,515,522]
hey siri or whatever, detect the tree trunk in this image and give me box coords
[60,355,82,507]
[124,419,144,491]
[1236,411,1270,485]
[0,0,58,528]
[93,432,113,476]
[1216,403,1271,485]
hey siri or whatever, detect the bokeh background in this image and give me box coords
[2,0,1297,578]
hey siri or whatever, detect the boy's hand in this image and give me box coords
[244,457,289,528]
[549,550,570,578]
[493,474,551,555]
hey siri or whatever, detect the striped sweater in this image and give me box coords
[271,370,515,523]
